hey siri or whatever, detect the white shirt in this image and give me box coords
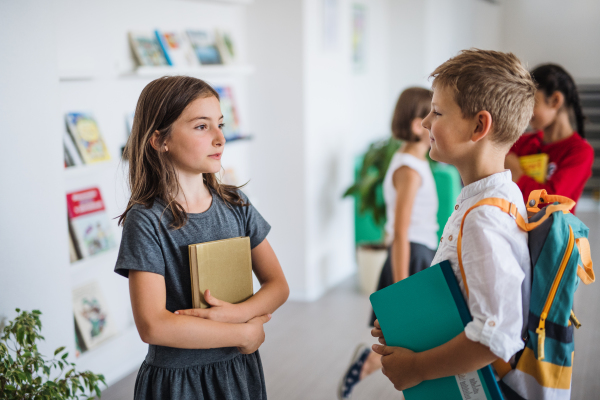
[383,153,439,250]
[431,170,531,362]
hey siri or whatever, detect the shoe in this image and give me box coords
[337,343,371,399]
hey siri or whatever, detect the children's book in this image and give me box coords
[186,30,223,65]
[155,30,199,67]
[188,237,253,309]
[129,31,169,67]
[72,281,116,350]
[518,153,549,183]
[65,113,111,164]
[370,261,504,400]
[63,130,84,167]
[67,187,115,258]
[215,86,241,139]
[216,30,236,64]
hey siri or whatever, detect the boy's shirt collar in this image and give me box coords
[458,170,513,202]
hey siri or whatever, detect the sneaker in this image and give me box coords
[337,343,371,400]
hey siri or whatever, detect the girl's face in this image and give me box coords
[530,90,560,132]
[165,96,225,175]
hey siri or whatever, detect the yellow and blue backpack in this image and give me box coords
[457,189,595,400]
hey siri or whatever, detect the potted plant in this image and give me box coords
[344,137,401,294]
[0,308,106,399]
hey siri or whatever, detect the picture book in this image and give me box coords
[65,113,111,164]
[63,130,83,167]
[215,86,241,139]
[129,31,169,67]
[66,187,115,258]
[73,281,116,350]
[370,261,503,400]
[186,30,223,65]
[189,237,253,309]
[155,30,198,67]
[519,153,549,184]
[216,30,236,64]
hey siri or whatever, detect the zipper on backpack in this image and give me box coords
[570,309,581,329]
[535,226,575,361]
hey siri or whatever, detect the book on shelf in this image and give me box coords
[67,187,115,259]
[155,30,199,67]
[215,86,241,139]
[186,30,223,65]
[519,153,549,183]
[63,130,84,167]
[129,31,169,67]
[73,281,116,351]
[68,223,82,263]
[216,30,237,65]
[65,113,111,164]
[189,237,253,309]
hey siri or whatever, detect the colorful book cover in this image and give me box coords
[216,30,236,64]
[155,30,198,67]
[128,31,169,67]
[72,281,116,350]
[66,187,115,258]
[215,86,240,139]
[370,261,504,400]
[519,153,549,183]
[186,30,223,65]
[65,113,111,164]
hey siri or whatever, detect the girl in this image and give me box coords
[506,64,594,213]
[338,88,439,400]
[115,76,289,400]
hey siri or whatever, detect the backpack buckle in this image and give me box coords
[508,202,517,220]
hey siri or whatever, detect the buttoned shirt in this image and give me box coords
[431,170,531,362]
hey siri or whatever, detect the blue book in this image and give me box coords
[370,261,504,400]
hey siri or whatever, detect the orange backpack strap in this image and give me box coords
[575,237,595,285]
[526,189,575,214]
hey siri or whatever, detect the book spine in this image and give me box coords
[64,129,84,165]
[155,30,173,66]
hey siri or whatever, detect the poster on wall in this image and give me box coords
[352,4,366,72]
[322,0,339,51]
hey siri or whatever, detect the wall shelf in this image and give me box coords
[120,65,255,79]
[64,160,122,179]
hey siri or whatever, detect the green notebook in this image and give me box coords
[370,260,504,400]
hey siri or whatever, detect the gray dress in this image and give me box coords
[115,190,270,400]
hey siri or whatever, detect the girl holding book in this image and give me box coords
[505,64,594,213]
[115,76,289,400]
[338,88,439,399]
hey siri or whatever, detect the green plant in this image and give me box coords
[343,137,402,225]
[0,309,106,399]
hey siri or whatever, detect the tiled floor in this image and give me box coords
[102,209,600,400]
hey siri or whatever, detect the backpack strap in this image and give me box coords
[575,237,595,284]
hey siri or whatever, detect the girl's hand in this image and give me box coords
[371,319,386,345]
[372,344,423,391]
[175,290,249,323]
[238,314,271,354]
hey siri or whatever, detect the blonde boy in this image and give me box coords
[372,49,536,391]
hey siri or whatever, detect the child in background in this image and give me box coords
[339,88,438,400]
[114,76,289,400]
[371,49,535,393]
[506,64,594,213]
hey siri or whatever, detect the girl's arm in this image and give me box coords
[391,166,421,282]
[129,269,270,352]
[176,239,289,323]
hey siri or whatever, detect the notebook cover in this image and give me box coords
[370,261,503,400]
[190,236,253,309]
[519,153,549,184]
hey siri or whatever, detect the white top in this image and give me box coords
[431,170,531,362]
[383,152,439,250]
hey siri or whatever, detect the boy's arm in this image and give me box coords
[372,332,498,391]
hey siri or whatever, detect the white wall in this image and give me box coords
[501,0,600,81]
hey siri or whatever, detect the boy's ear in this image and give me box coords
[471,111,492,143]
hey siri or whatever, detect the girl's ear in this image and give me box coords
[411,118,424,136]
[550,91,565,110]
[149,130,168,152]
[471,110,492,143]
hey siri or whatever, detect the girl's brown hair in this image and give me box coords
[391,87,433,142]
[118,76,246,229]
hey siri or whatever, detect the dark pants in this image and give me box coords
[369,242,436,327]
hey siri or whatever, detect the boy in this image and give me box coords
[371,49,536,392]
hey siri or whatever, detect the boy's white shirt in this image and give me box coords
[431,170,531,363]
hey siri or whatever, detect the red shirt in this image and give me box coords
[510,131,594,214]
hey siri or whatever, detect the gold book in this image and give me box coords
[519,153,549,184]
[188,237,253,309]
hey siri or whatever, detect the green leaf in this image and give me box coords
[54,346,66,356]
[62,352,69,360]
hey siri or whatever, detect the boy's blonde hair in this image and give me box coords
[430,49,536,146]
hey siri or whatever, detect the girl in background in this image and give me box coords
[506,64,594,213]
[115,76,289,400]
[338,88,438,400]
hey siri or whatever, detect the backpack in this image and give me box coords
[457,189,595,400]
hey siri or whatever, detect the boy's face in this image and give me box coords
[422,86,475,164]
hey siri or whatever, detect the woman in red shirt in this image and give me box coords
[506,64,594,213]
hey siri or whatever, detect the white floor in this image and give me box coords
[102,209,600,400]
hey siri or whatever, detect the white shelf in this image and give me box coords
[120,64,255,79]
[58,69,97,81]
[186,0,254,4]
[64,160,121,179]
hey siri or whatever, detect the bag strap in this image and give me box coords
[575,237,595,284]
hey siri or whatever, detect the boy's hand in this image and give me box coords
[238,314,271,354]
[175,290,249,323]
[371,319,386,345]
[372,344,423,391]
